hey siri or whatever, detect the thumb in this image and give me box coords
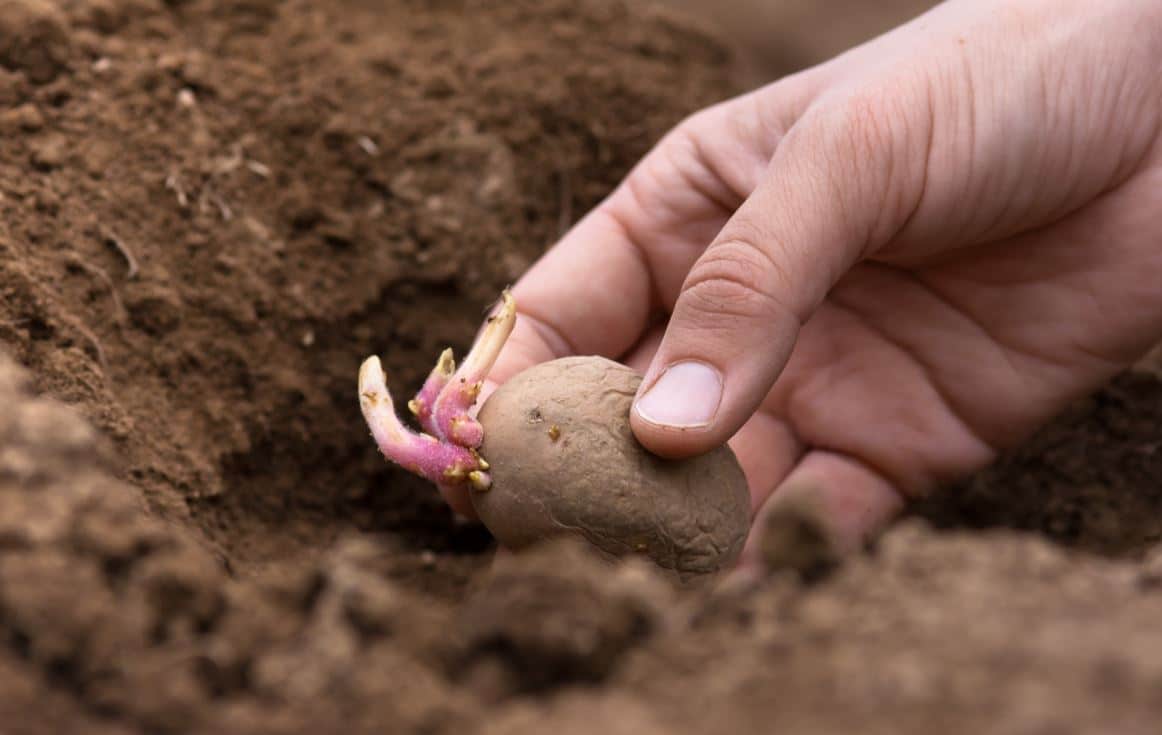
[630,94,930,457]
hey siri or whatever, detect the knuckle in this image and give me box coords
[799,80,933,244]
[625,108,730,217]
[682,239,791,325]
[809,89,901,182]
[661,108,714,159]
[837,91,899,161]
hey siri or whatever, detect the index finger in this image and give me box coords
[484,77,830,391]
[488,204,656,386]
[487,99,781,387]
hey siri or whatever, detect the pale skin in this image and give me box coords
[421,0,1162,563]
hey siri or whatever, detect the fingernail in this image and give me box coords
[634,361,723,429]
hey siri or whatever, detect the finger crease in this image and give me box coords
[600,205,665,311]
[827,292,1002,460]
[513,307,581,362]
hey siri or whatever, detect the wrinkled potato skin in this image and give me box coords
[474,356,752,581]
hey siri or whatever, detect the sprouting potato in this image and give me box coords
[358,292,752,581]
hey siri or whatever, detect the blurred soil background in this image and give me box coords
[1,1,1161,734]
[661,0,938,83]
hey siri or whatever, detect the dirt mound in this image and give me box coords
[3,1,1162,733]
[0,0,729,578]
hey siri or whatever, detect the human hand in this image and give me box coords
[450,0,1162,561]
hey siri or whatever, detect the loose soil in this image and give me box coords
[1,1,1161,734]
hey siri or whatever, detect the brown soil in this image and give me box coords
[2,1,1161,733]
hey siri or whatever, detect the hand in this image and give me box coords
[453,0,1162,561]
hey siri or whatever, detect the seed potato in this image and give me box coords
[474,356,752,581]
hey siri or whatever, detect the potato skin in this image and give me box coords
[473,356,751,581]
